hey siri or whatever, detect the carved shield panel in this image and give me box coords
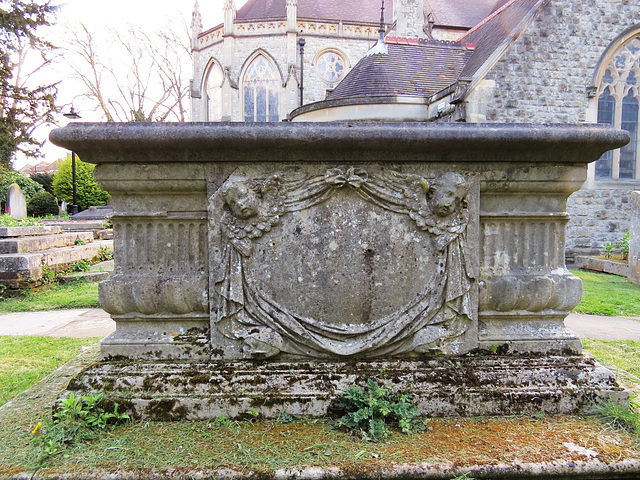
[208,166,478,359]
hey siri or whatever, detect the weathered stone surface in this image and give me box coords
[210,167,477,359]
[67,356,627,420]
[6,183,26,220]
[49,122,630,417]
[629,191,640,285]
[566,183,636,258]
[0,225,62,237]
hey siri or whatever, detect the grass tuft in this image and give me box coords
[596,400,640,435]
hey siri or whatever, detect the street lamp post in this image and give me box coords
[62,107,81,216]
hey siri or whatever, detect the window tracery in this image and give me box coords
[596,37,640,179]
[315,50,347,84]
[242,55,280,122]
[204,62,223,122]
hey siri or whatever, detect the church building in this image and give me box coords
[190,0,640,258]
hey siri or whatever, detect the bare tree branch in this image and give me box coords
[63,19,190,123]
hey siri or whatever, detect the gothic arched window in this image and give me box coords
[595,37,640,179]
[242,55,280,122]
[204,62,223,122]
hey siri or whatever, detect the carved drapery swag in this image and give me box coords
[213,168,473,358]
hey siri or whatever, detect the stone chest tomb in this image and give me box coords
[50,122,629,420]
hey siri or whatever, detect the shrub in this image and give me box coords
[30,172,55,195]
[0,168,44,204]
[52,155,110,212]
[27,191,59,217]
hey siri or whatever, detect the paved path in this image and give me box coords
[0,308,115,338]
[564,313,640,341]
[0,309,639,341]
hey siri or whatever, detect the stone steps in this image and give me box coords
[0,225,62,237]
[0,239,113,288]
[0,231,96,254]
[0,222,114,288]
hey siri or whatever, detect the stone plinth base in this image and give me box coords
[66,356,628,421]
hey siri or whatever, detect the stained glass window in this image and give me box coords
[316,51,346,83]
[596,87,615,178]
[620,92,638,178]
[243,55,280,122]
[595,37,640,180]
[205,63,223,122]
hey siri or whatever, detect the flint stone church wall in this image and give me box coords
[473,0,640,256]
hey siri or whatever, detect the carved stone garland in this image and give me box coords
[212,168,474,359]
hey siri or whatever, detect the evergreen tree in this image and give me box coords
[52,155,110,212]
[30,171,54,194]
[0,0,57,167]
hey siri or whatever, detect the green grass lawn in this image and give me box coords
[582,339,640,378]
[0,336,100,406]
[0,280,99,313]
[571,269,640,317]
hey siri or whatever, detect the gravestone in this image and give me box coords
[629,191,640,285]
[50,122,630,420]
[7,183,27,220]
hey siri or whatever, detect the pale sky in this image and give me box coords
[16,0,248,168]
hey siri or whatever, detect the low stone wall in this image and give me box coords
[574,256,628,277]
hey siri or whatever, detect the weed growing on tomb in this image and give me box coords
[97,245,114,261]
[335,379,425,441]
[31,392,129,461]
[67,260,92,273]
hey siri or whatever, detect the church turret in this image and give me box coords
[191,0,202,49]
[286,0,298,33]
[224,0,236,35]
[392,0,427,39]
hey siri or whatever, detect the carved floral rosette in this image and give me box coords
[209,167,476,359]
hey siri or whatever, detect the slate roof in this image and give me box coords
[236,0,391,24]
[326,39,473,100]
[424,0,500,29]
[323,0,545,103]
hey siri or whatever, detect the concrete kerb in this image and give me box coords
[4,460,640,480]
